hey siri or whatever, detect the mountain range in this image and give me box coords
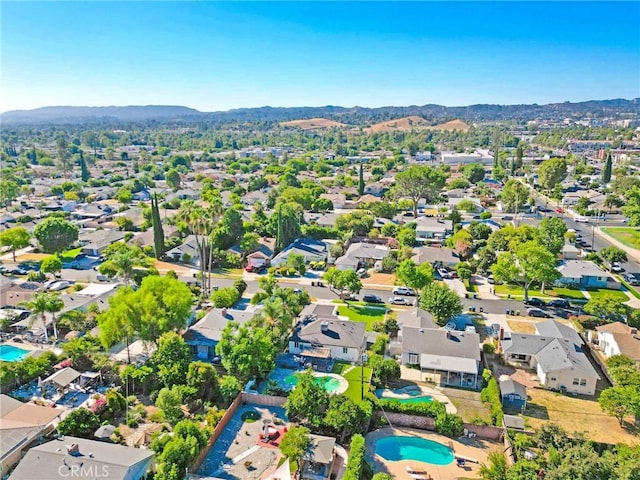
[2,99,638,125]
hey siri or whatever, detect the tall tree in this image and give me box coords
[56,137,72,178]
[279,426,311,475]
[499,179,528,214]
[33,216,79,254]
[419,282,463,325]
[0,226,30,261]
[151,332,192,388]
[22,291,64,342]
[492,241,559,300]
[215,323,278,382]
[395,259,434,298]
[274,202,302,252]
[324,267,363,299]
[0,180,19,207]
[97,287,138,363]
[358,163,365,196]
[538,217,568,256]
[284,370,330,427]
[621,186,640,226]
[151,193,165,259]
[538,157,567,190]
[463,163,486,184]
[602,152,612,184]
[78,151,90,182]
[394,165,447,217]
[40,255,63,279]
[165,169,181,191]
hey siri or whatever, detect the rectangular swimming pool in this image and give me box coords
[0,345,30,362]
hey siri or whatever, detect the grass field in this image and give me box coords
[495,284,586,300]
[601,227,640,251]
[586,288,629,302]
[336,305,388,331]
[332,361,373,402]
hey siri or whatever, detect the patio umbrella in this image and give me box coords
[94,425,116,439]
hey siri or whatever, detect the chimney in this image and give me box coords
[66,443,79,455]
[446,331,451,339]
[321,322,329,332]
[221,308,227,318]
[499,327,505,341]
[630,328,638,336]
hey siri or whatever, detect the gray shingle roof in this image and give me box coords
[557,260,608,279]
[292,318,366,349]
[184,308,256,345]
[402,327,481,360]
[535,320,583,346]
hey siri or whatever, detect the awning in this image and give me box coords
[300,347,331,359]
[42,367,81,388]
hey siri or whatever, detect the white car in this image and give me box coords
[47,280,74,291]
[393,286,415,296]
[389,296,409,305]
[575,216,590,223]
[611,263,623,273]
[438,268,451,279]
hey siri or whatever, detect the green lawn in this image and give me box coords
[494,284,586,300]
[336,305,388,331]
[59,248,82,262]
[601,227,640,251]
[585,288,629,302]
[332,361,373,402]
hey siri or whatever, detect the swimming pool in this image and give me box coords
[376,388,433,404]
[375,436,454,465]
[284,373,342,393]
[0,345,30,362]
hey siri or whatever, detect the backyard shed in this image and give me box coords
[499,378,527,411]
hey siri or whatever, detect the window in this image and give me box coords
[189,344,197,355]
[343,347,349,354]
[550,377,557,382]
[579,379,587,386]
[572,378,580,385]
[408,353,419,364]
[294,342,299,349]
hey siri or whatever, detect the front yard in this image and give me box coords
[585,288,629,302]
[601,227,640,251]
[332,361,373,402]
[495,284,586,300]
[336,304,389,331]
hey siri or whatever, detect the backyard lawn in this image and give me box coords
[601,227,640,251]
[336,304,388,331]
[332,361,373,402]
[59,248,82,262]
[495,284,586,300]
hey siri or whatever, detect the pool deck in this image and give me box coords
[366,427,498,480]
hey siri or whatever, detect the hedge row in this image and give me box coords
[377,398,446,417]
[343,434,366,480]
[480,372,503,426]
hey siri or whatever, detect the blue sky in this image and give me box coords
[1,2,639,111]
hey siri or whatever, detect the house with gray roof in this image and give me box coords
[78,229,126,256]
[500,321,600,396]
[183,308,256,360]
[412,246,459,267]
[414,216,453,241]
[334,242,390,271]
[401,327,481,389]
[9,436,154,480]
[499,378,527,412]
[166,235,200,266]
[289,305,366,363]
[271,238,328,267]
[556,260,614,289]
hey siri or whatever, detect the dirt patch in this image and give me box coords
[440,386,492,424]
[428,119,470,131]
[15,253,49,261]
[506,320,538,334]
[280,118,347,129]
[154,260,195,275]
[362,272,396,287]
[523,387,638,444]
[365,115,431,133]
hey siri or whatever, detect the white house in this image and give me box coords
[595,322,640,364]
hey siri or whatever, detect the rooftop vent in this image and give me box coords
[66,443,79,455]
[321,322,330,332]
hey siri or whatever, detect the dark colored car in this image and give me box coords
[523,298,546,308]
[527,308,552,318]
[363,294,383,304]
[547,299,570,309]
[554,309,577,319]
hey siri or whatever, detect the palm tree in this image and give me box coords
[22,292,64,342]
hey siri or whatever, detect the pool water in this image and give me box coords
[375,436,454,465]
[285,373,341,393]
[0,345,30,362]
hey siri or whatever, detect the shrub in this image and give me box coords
[483,342,496,354]
[480,372,503,426]
[211,287,241,308]
[343,434,366,480]
[435,412,464,436]
[377,398,446,418]
[369,334,389,356]
[233,279,247,295]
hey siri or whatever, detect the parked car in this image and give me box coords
[47,280,74,291]
[523,298,546,308]
[575,216,590,223]
[527,308,552,318]
[339,292,357,301]
[437,268,451,279]
[392,286,415,296]
[547,299,570,309]
[611,262,623,273]
[502,216,513,221]
[363,294,383,304]
[5,267,28,275]
[554,309,578,319]
[487,275,495,284]
[623,273,639,286]
[555,207,564,213]
[389,296,409,305]
[96,274,112,283]
[357,268,368,278]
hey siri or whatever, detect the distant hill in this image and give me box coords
[2,99,638,125]
[280,117,347,130]
[1,105,203,124]
[365,115,432,132]
[428,119,470,132]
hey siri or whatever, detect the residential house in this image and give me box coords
[78,229,126,256]
[183,308,256,360]
[166,235,200,266]
[556,260,618,289]
[500,320,600,395]
[561,190,601,207]
[561,243,581,260]
[319,193,345,209]
[356,194,383,205]
[595,322,640,364]
[0,395,63,474]
[401,327,481,389]
[499,378,527,412]
[414,217,453,241]
[289,304,366,363]
[300,434,336,480]
[9,436,154,480]
[335,242,390,271]
[304,213,341,229]
[131,225,180,249]
[412,246,459,268]
[245,237,276,268]
[110,207,146,230]
[271,238,328,267]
